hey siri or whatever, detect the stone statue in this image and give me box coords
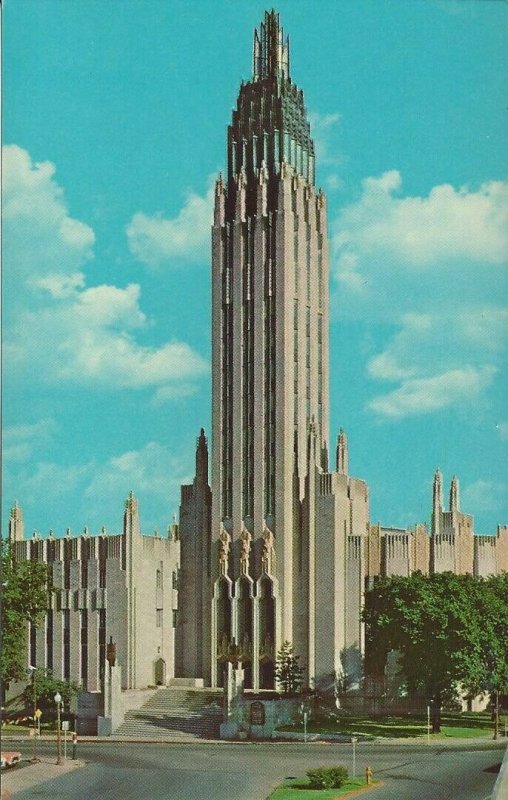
[239,526,252,575]
[261,526,275,574]
[219,526,231,576]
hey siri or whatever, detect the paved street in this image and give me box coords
[3,740,505,800]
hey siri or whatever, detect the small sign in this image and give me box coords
[61,721,70,731]
[35,709,42,719]
[250,701,265,726]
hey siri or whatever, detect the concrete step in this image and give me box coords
[114,687,224,739]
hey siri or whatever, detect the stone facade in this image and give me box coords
[8,9,507,702]
[8,494,180,692]
[177,10,507,693]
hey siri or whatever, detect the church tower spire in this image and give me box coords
[449,475,459,513]
[196,428,208,484]
[210,9,330,690]
[336,428,349,475]
[8,500,24,543]
[432,468,443,535]
[253,9,290,81]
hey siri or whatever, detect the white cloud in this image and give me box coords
[331,171,508,419]
[23,461,92,508]
[368,365,497,418]
[84,442,189,507]
[6,288,208,390]
[29,272,86,299]
[9,442,191,534]
[462,479,506,515]
[366,308,504,418]
[309,112,342,166]
[309,111,344,190]
[3,145,208,398]
[3,145,95,288]
[333,172,508,269]
[3,419,57,462]
[126,181,214,267]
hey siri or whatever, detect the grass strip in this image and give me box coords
[268,776,379,799]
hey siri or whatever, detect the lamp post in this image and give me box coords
[351,736,358,778]
[300,701,309,743]
[106,637,116,719]
[54,692,62,765]
[28,666,38,762]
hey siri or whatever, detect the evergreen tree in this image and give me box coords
[275,640,304,695]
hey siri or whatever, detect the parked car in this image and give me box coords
[1,751,22,769]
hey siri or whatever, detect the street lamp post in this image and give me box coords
[54,692,62,765]
[300,702,309,743]
[28,666,38,762]
[351,736,358,778]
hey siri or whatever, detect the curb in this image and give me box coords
[492,743,508,800]
[2,735,507,749]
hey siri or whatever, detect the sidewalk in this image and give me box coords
[3,732,508,747]
[1,757,85,799]
[492,743,508,800]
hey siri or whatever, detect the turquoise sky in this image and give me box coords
[3,0,507,537]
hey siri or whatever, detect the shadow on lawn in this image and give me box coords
[290,712,493,738]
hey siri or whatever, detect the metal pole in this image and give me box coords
[33,671,37,762]
[494,691,499,740]
[56,702,62,765]
[64,728,67,760]
[427,705,430,745]
[72,731,77,760]
[352,737,357,778]
[304,711,308,743]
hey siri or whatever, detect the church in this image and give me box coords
[8,10,508,699]
[175,10,508,693]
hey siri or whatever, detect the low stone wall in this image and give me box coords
[221,697,301,740]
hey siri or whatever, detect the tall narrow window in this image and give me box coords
[81,610,88,689]
[46,610,53,672]
[99,536,107,589]
[63,538,72,590]
[98,609,106,680]
[63,609,70,681]
[81,538,89,588]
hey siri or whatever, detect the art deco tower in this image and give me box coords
[210,10,330,689]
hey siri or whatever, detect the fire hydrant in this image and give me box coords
[365,766,373,785]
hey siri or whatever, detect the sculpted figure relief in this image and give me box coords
[219,526,231,575]
[239,526,252,575]
[261,526,275,574]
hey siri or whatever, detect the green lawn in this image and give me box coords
[268,776,374,799]
[277,711,499,739]
[1,721,58,734]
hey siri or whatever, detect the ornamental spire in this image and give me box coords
[336,428,349,475]
[449,475,460,513]
[253,10,290,81]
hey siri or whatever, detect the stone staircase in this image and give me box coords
[113,687,224,740]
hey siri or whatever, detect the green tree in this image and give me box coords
[275,640,304,695]
[363,571,508,732]
[22,670,81,713]
[1,540,51,687]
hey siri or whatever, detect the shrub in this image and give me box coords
[306,766,348,789]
